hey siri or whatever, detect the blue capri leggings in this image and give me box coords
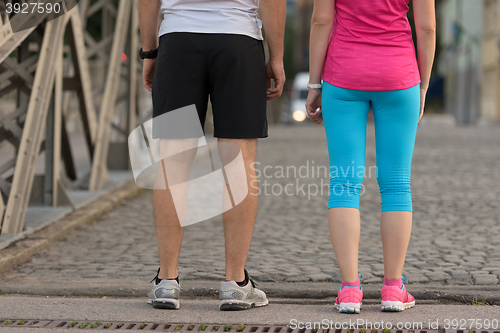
[321,82,420,212]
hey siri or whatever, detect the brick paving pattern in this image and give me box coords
[2,122,500,285]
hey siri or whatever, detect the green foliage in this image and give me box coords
[199,324,207,331]
[224,324,233,332]
[90,322,102,329]
[463,296,489,306]
[78,319,90,329]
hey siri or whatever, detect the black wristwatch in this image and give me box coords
[140,47,158,59]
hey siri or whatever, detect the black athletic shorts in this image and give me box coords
[152,32,268,139]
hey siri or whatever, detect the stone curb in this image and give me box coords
[1,279,499,305]
[0,181,144,277]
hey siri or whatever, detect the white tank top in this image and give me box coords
[159,0,263,40]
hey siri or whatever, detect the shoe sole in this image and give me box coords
[220,299,269,311]
[334,302,361,314]
[150,298,180,310]
[381,300,415,312]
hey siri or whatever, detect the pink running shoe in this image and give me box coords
[334,275,363,314]
[381,276,415,312]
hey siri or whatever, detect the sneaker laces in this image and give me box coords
[401,276,412,297]
[244,269,258,288]
[249,276,257,288]
[150,268,160,284]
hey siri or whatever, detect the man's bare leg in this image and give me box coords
[218,138,258,282]
[153,138,198,280]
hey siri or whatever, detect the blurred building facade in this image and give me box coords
[481,0,500,123]
[438,0,500,124]
[292,0,313,74]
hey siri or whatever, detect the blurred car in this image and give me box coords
[283,72,309,124]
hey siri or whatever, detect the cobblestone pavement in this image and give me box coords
[2,121,500,286]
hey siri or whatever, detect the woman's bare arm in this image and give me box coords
[305,0,335,124]
[308,0,335,85]
[413,0,436,121]
[413,0,436,91]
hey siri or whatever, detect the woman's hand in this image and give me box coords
[305,88,323,124]
[419,87,427,123]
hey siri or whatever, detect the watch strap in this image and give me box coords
[307,83,323,89]
[140,47,158,59]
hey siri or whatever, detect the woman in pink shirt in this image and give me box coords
[306,0,436,313]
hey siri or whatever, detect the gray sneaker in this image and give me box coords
[147,269,180,309]
[219,270,268,311]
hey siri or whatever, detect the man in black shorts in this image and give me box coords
[138,0,285,310]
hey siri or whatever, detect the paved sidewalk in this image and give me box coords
[1,296,500,330]
[0,121,499,296]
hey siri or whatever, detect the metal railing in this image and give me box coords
[0,0,145,235]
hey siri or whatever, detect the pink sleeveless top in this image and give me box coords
[322,0,420,91]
